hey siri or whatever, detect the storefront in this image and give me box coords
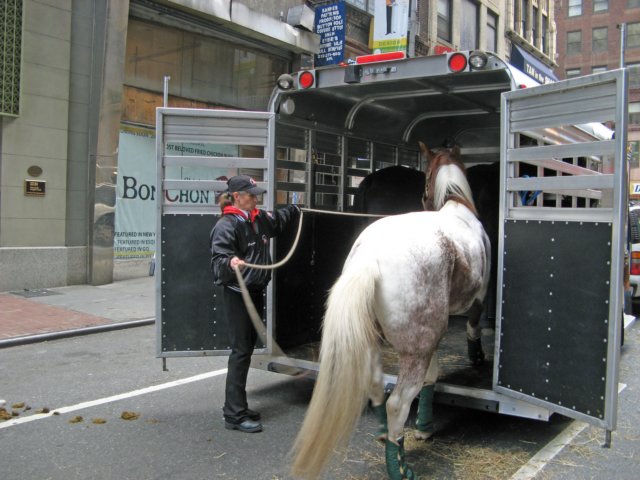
[114,3,316,278]
[510,44,558,85]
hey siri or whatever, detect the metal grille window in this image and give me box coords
[437,0,452,43]
[593,0,608,12]
[592,27,608,53]
[0,0,22,116]
[628,23,640,49]
[567,30,582,56]
[568,0,583,17]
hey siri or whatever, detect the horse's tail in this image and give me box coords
[290,258,380,479]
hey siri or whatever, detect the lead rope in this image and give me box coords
[232,207,385,359]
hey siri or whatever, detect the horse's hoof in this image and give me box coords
[467,338,485,366]
[414,428,434,441]
[376,431,388,443]
[385,437,416,480]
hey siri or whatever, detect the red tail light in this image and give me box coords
[448,52,468,73]
[298,70,315,89]
[631,251,640,275]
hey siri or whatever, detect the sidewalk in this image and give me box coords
[0,276,155,347]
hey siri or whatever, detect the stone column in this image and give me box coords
[86,0,129,285]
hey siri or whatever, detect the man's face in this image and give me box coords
[234,191,259,211]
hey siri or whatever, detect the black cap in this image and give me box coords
[227,175,266,195]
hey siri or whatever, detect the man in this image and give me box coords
[209,175,298,433]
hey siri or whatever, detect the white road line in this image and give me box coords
[510,420,588,480]
[0,369,227,430]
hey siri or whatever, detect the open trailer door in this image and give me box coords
[494,69,628,440]
[155,108,275,360]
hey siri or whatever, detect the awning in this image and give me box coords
[510,44,558,84]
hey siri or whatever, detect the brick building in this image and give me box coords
[554,0,640,195]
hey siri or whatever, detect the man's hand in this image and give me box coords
[230,256,245,269]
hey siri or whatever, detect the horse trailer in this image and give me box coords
[155,51,629,440]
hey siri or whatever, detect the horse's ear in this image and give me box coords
[451,145,461,158]
[418,142,435,163]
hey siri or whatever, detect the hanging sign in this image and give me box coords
[314,1,346,67]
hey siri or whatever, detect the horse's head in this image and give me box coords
[419,142,477,215]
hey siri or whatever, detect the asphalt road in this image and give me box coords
[1,324,638,480]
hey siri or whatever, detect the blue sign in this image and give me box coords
[314,1,346,67]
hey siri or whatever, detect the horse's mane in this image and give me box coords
[428,150,478,216]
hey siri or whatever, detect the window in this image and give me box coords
[486,11,498,52]
[541,14,548,53]
[628,23,640,49]
[593,0,608,12]
[628,141,640,170]
[592,27,608,53]
[568,0,582,17]
[532,6,538,48]
[628,0,640,8]
[460,0,478,50]
[514,0,528,36]
[592,66,607,73]
[566,68,581,78]
[437,0,452,42]
[125,19,289,111]
[567,30,582,56]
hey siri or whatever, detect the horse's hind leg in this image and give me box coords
[368,348,388,442]
[415,351,438,440]
[466,299,485,366]
[385,354,427,480]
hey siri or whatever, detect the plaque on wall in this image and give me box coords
[24,179,46,196]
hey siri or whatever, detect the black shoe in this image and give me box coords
[225,418,263,433]
[246,408,261,421]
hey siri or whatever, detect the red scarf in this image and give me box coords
[223,206,260,223]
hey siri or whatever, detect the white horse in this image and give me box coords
[290,146,491,479]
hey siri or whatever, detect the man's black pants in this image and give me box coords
[220,286,264,424]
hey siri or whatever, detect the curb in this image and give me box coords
[0,317,155,349]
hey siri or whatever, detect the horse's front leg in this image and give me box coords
[466,299,485,366]
[385,355,426,480]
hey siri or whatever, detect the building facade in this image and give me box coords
[1,0,559,291]
[0,0,318,291]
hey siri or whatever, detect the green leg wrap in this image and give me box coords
[385,437,416,480]
[372,400,388,442]
[415,385,435,439]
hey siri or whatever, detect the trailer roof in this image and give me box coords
[272,53,612,151]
